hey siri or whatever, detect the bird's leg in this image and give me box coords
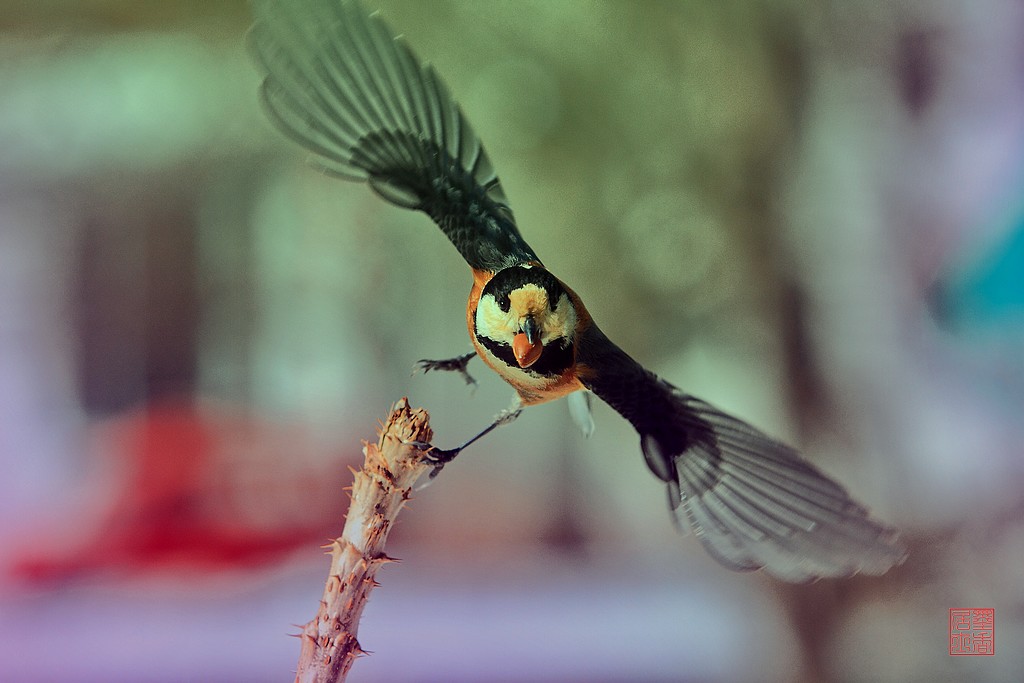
[416,395,523,480]
[414,351,478,388]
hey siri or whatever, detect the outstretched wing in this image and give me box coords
[250,0,540,272]
[576,324,907,582]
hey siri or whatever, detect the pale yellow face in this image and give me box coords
[476,283,577,347]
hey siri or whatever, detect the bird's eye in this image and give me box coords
[497,294,511,311]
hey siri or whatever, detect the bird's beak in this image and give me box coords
[512,316,543,368]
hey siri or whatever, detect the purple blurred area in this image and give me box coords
[1,1,1023,681]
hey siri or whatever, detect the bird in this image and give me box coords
[250,0,907,581]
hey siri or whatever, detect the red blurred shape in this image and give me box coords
[12,399,354,583]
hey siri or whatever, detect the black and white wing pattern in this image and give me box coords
[576,323,907,582]
[250,0,540,272]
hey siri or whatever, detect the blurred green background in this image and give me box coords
[2,1,1023,681]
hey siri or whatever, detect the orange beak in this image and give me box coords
[512,332,543,368]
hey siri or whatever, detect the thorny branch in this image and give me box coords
[294,398,435,683]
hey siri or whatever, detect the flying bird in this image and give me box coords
[250,0,907,581]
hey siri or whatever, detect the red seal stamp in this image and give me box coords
[949,608,994,656]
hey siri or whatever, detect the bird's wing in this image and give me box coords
[575,324,907,582]
[250,0,540,272]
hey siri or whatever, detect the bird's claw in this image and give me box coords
[406,440,461,480]
[414,353,478,389]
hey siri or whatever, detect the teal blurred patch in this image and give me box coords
[936,207,1024,332]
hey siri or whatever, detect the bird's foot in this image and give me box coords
[406,440,462,481]
[414,352,478,389]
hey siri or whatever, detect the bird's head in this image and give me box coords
[475,266,578,371]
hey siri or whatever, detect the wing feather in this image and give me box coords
[251,0,539,270]
[576,323,907,581]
